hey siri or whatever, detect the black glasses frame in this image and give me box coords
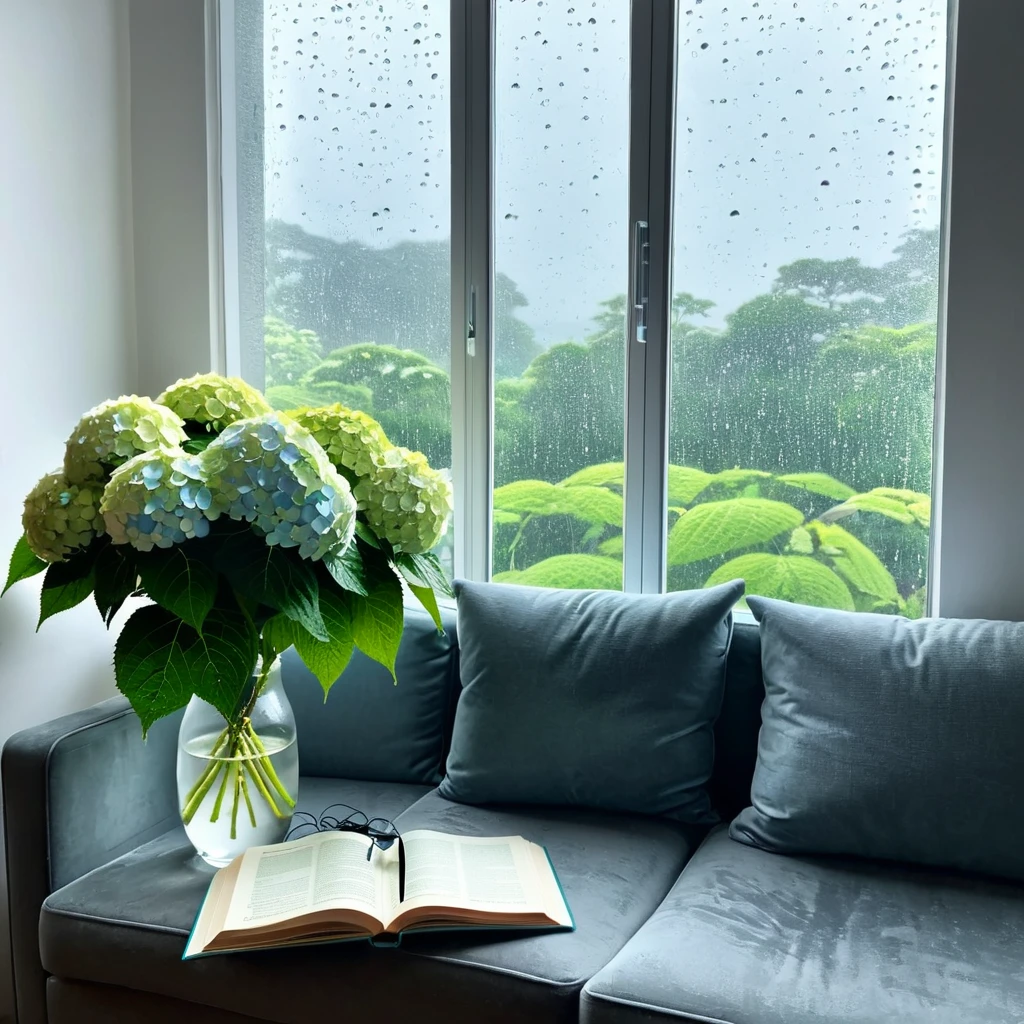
[286,803,406,901]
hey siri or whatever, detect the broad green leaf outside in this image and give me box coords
[493,554,622,591]
[706,553,855,611]
[668,498,804,566]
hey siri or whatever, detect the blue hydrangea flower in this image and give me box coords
[198,413,356,560]
[101,449,210,552]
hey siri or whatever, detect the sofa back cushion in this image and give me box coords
[439,578,744,821]
[709,619,764,821]
[731,596,1024,881]
[282,602,459,784]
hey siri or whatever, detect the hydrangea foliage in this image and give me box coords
[64,397,188,484]
[7,376,454,788]
[198,413,356,561]
[353,446,453,554]
[101,448,209,552]
[22,471,102,562]
[157,373,271,431]
[289,403,391,480]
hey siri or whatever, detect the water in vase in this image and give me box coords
[177,728,300,867]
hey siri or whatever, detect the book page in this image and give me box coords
[222,831,382,933]
[386,830,566,931]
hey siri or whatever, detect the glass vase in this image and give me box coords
[176,656,299,867]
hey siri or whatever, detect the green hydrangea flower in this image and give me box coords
[101,448,208,552]
[288,404,391,480]
[198,413,356,560]
[353,446,452,554]
[22,471,102,562]
[64,396,188,484]
[157,373,271,432]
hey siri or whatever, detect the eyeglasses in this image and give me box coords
[286,803,406,900]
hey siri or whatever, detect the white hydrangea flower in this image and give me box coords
[64,396,188,484]
[352,446,452,554]
[22,471,103,562]
[157,373,271,432]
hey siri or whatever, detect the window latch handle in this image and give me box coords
[467,285,477,357]
[632,220,650,343]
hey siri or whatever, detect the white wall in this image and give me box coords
[0,0,136,1018]
[130,0,214,396]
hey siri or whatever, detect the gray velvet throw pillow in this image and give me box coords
[439,579,744,821]
[732,596,1024,881]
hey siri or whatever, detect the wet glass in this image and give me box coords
[259,0,453,569]
[667,1,948,616]
[491,0,630,592]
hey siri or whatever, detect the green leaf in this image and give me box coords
[492,554,622,591]
[114,604,258,734]
[354,521,381,548]
[667,465,715,505]
[351,555,404,680]
[181,436,215,455]
[787,526,814,555]
[706,553,855,611]
[492,480,623,527]
[597,534,624,558]
[93,544,139,627]
[394,551,454,598]
[38,547,99,629]
[667,499,805,566]
[560,462,624,489]
[261,613,300,658]
[293,588,355,697]
[3,535,47,596]
[137,547,217,632]
[808,522,900,607]
[777,472,856,502]
[712,469,774,490]
[217,532,329,642]
[902,586,928,620]
[322,541,369,596]
[821,488,930,527]
[493,509,522,527]
[407,582,443,632]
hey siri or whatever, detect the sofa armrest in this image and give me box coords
[3,697,182,1024]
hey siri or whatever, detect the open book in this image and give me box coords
[184,829,574,958]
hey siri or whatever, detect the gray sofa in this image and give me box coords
[6,604,1024,1024]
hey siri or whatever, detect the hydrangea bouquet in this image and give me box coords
[4,374,453,843]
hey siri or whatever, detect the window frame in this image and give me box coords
[212,0,963,612]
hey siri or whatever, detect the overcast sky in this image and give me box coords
[264,0,948,345]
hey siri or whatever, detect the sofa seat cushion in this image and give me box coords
[41,787,697,1024]
[581,827,1024,1024]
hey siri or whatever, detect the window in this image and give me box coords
[667,2,946,615]
[222,0,953,615]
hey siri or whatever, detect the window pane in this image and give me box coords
[491,0,629,591]
[668,2,948,616]
[256,0,452,567]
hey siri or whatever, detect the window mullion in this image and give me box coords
[624,0,676,594]
[640,0,677,594]
[450,0,494,582]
